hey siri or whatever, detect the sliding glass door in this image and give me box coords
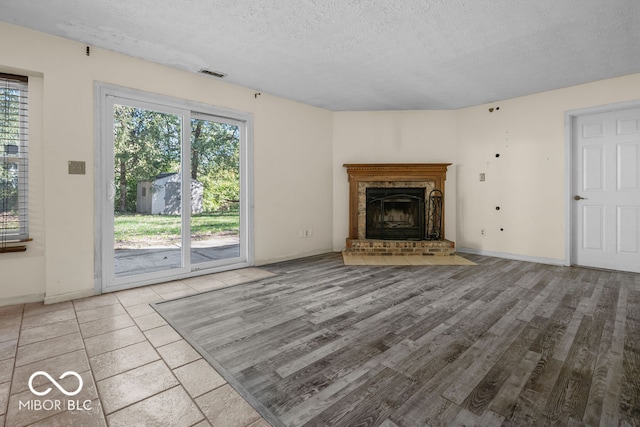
[97,85,252,292]
[189,114,242,267]
[112,103,186,280]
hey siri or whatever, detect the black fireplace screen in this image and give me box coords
[366,188,425,240]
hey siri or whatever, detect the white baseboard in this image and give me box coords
[44,289,97,305]
[1,289,98,307]
[456,247,566,266]
[0,293,46,307]
[255,248,334,266]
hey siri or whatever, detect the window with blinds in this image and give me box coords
[0,73,29,252]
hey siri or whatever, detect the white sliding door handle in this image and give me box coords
[107,182,116,201]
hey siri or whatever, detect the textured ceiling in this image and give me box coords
[1,0,639,110]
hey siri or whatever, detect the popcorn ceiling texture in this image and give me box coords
[1,0,639,110]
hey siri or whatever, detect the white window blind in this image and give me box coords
[0,73,29,252]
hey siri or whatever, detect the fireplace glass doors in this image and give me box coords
[365,188,425,240]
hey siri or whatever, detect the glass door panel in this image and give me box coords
[190,116,241,265]
[98,84,252,293]
[112,104,184,279]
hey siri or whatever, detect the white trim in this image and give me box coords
[93,84,108,295]
[44,289,96,305]
[101,260,253,292]
[182,111,192,273]
[0,292,45,307]
[94,82,254,293]
[563,98,640,268]
[254,248,334,266]
[94,83,251,122]
[0,290,95,307]
[563,111,573,267]
[0,76,30,242]
[244,115,255,267]
[456,247,565,266]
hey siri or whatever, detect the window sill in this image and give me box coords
[0,237,32,253]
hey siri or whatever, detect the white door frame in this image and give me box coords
[94,82,254,293]
[564,98,640,269]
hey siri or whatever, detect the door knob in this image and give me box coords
[573,195,587,201]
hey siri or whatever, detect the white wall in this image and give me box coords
[0,22,333,304]
[332,111,458,250]
[2,19,640,306]
[456,73,640,262]
[332,74,640,263]
[252,93,334,264]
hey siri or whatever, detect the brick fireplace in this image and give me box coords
[343,163,455,256]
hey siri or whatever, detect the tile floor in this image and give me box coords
[0,267,277,427]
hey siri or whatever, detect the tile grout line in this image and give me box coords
[81,291,210,424]
[2,267,277,427]
[78,296,172,422]
[15,329,79,348]
[5,304,94,427]
[142,298,221,425]
[1,304,24,422]
[72,298,109,427]
[151,283,276,427]
[151,299,272,427]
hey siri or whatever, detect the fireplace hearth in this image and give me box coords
[343,163,454,256]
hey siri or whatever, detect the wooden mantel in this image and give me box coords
[343,163,451,240]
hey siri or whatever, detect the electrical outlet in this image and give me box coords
[300,228,313,238]
[479,173,485,182]
[480,229,486,236]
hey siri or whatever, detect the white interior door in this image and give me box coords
[573,106,640,273]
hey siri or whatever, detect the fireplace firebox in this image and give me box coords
[366,188,425,240]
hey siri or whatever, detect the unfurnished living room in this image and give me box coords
[0,1,639,426]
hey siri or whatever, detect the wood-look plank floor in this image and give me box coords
[153,253,640,427]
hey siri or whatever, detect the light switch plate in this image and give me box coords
[68,161,86,175]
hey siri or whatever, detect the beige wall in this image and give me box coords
[455,73,640,261]
[2,20,640,305]
[0,22,333,304]
[331,74,640,263]
[332,111,458,249]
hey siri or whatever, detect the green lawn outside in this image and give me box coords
[114,210,239,244]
